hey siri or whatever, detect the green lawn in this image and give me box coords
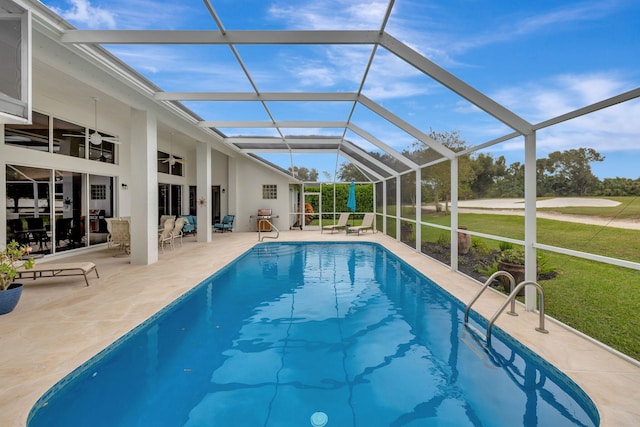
[418,210,640,360]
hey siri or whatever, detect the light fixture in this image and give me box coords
[121,183,128,190]
[222,188,226,193]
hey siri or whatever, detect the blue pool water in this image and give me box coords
[29,242,599,426]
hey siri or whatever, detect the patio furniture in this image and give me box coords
[110,219,131,254]
[346,213,375,235]
[16,261,99,287]
[180,215,197,235]
[158,217,175,253]
[213,215,235,233]
[159,215,175,228]
[171,217,186,247]
[105,218,116,248]
[321,213,350,233]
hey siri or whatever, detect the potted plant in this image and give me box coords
[496,248,538,295]
[0,240,35,315]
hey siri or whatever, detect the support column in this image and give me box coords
[196,141,212,243]
[395,176,401,240]
[382,180,387,235]
[524,132,537,311]
[450,157,459,272]
[415,167,421,252]
[129,108,158,265]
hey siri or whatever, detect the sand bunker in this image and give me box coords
[457,197,621,209]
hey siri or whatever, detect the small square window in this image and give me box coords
[91,184,107,200]
[262,184,277,199]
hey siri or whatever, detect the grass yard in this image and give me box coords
[419,210,640,360]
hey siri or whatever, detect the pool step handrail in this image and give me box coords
[487,281,549,342]
[258,220,280,241]
[464,271,517,325]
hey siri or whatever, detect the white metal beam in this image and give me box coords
[348,123,419,169]
[201,121,348,128]
[358,95,455,159]
[341,141,399,176]
[155,92,359,102]
[533,87,640,130]
[61,30,382,45]
[339,152,385,181]
[379,33,533,135]
[225,137,343,145]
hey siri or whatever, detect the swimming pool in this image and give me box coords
[28,242,599,426]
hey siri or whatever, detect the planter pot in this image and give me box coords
[0,283,24,315]
[458,226,471,255]
[497,261,539,296]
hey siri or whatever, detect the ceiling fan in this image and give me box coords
[63,97,119,145]
[161,133,184,166]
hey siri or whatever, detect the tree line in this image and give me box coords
[336,130,639,205]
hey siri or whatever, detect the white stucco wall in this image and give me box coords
[232,157,295,232]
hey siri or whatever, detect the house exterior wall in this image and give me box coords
[1,5,297,261]
[233,156,295,232]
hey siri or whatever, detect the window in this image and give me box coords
[5,111,117,164]
[263,184,277,199]
[91,184,107,200]
[53,117,86,158]
[5,111,50,151]
[157,151,183,176]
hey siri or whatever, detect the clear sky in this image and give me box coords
[42,0,640,180]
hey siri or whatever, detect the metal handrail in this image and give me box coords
[258,220,280,241]
[487,281,548,341]
[464,271,516,325]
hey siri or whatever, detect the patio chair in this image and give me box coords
[158,217,175,253]
[171,217,186,247]
[321,212,350,233]
[159,215,174,229]
[213,215,235,233]
[105,218,116,248]
[110,219,131,254]
[180,215,197,236]
[346,213,375,235]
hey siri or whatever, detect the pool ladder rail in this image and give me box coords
[464,271,548,342]
[258,219,280,241]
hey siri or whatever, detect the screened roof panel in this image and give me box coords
[38,0,640,182]
[106,45,251,92]
[235,45,373,92]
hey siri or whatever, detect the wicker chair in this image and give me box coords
[110,220,131,254]
[158,217,175,253]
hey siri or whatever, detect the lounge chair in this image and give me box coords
[346,213,375,235]
[322,212,350,233]
[17,262,99,286]
[213,215,235,233]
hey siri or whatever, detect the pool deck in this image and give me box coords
[1,231,639,426]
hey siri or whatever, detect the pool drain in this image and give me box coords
[310,411,328,426]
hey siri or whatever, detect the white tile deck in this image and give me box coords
[1,231,638,426]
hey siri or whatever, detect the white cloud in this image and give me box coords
[268,0,389,30]
[50,0,116,29]
[491,73,640,153]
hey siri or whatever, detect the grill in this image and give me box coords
[256,209,272,231]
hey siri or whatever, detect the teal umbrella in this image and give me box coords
[346,181,356,225]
